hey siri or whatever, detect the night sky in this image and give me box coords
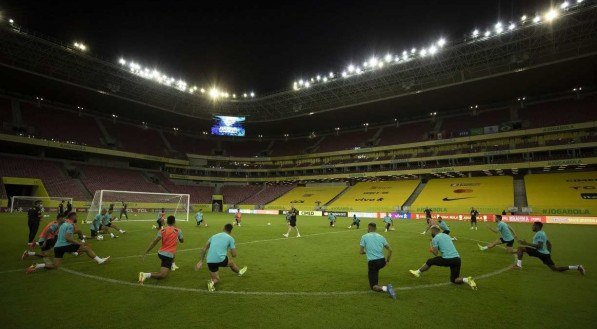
[2,0,553,95]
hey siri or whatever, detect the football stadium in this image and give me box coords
[0,1,596,328]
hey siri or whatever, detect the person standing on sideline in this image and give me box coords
[359,222,396,299]
[470,207,479,230]
[283,205,301,238]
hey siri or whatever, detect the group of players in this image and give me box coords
[22,200,587,297]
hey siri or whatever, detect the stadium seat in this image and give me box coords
[80,165,164,195]
[241,184,296,207]
[327,180,420,212]
[266,185,347,211]
[525,172,597,216]
[102,120,169,157]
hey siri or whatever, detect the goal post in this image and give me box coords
[86,190,190,222]
[10,196,73,213]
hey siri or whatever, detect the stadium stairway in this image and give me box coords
[402,180,427,211]
[514,178,528,212]
[322,184,350,208]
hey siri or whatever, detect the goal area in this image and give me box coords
[10,196,73,213]
[86,190,190,222]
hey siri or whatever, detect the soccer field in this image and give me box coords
[2,212,596,329]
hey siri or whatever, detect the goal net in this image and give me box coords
[10,196,73,213]
[86,190,190,222]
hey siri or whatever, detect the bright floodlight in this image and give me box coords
[209,88,219,99]
[347,64,355,73]
[508,23,516,30]
[322,77,328,82]
[561,1,570,9]
[341,71,348,77]
[243,93,248,98]
[521,15,527,21]
[437,38,446,47]
[411,48,416,54]
[533,15,541,23]
[298,79,304,86]
[484,30,491,37]
[250,92,255,98]
[369,56,378,67]
[419,48,427,57]
[384,53,392,62]
[495,22,503,33]
[9,19,14,24]
[428,45,437,55]
[316,75,321,81]
[472,29,480,37]
[378,62,384,68]
[355,67,362,74]
[544,9,559,22]
[363,61,369,68]
[118,58,126,65]
[328,72,334,78]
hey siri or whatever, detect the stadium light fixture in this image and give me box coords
[9,18,14,24]
[363,61,369,68]
[111,114,118,118]
[304,81,311,88]
[329,72,334,78]
[484,30,491,37]
[334,127,340,131]
[173,127,179,131]
[437,38,446,47]
[316,75,321,81]
[118,58,126,65]
[495,22,503,33]
[521,15,527,22]
[384,53,393,62]
[363,123,369,126]
[355,67,362,74]
[533,15,541,23]
[544,9,559,22]
[561,1,570,9]
[472,29,480,37]
[347,64,355,73]
[508,23,516,30]
[419,48,428,57]
[258,134,263,138]
[322,77,328,82]
[341,71,348,77]
[411,48,416,54]
[309,112,314,115]
[250,92,255,98]
[428,45,438,55]
[369,56,378,66]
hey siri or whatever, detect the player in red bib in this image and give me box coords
[22,213,65,259]
[139,215,184,284]
[233,209,242,227]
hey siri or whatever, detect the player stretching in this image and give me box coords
[512,221,585,274]
[196,223,248,292]
[328,212,336,228]
[420,208,436,235]
[101,209,126,238]
[470,207,479,230]
[478,215,516,252]
[232,209,242,227]
[27,213,109,273]
[437,217,457,240]
[359,222,396,299]
[195,209,207,227]
[22,213,64,259]
[90,209,107,240]
[139,216,184,284]
[383,213,393,232]
[153,208,166,230]
[409,226,477,290]
[348,214,360,229]
[119,201,129,220]
[283,205,301,238]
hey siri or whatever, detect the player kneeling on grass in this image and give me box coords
[437,217,457,240]
[359,222,396,299]
[22,213,65,260]
[512,221,585,275]
[348,214,360,229]
[100,209,126,238]
[139,215,184,284]
[478,215,516,253]
[27,212,110,273]
[195,209,207,227]
[196,223,247,292]
[409,226,477,290]
[328,212,336,228]
[233,209,242,227]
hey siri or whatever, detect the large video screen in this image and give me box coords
[211,116,246,137]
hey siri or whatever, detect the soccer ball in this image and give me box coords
[97,235,104,241]
[267,222,271,226]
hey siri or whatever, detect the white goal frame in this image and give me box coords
[89,190,190,221]
[10,196,73,213]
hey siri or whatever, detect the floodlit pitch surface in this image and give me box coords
[2,212,595,328]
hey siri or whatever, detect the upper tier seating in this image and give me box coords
[441,109,511,137]
[519,96,596,128]
[378,121,433,146]
[316,129,379,152]
[222,140,270,157]
[0,156,89,200]
[103,120,169,157]
[269,138,314,156]
[164,132,217,155]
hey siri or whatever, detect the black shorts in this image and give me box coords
[524,247,554,266]
[54,244,80,258]
[426,256,461,283]
[500,238,515,247]
[90,229,98,237]
[104,223,112,228]
[367,258,386,288]
[443,230,451,235]
[289,218,297,227]
[158,254,174,269]
[208,257,229,273]
[471,218,477,223]
[41,238,56,251]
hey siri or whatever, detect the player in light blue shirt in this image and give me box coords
[514,222,585,275]
[100,209,125,238]
[359,222,395,299]
[327,213,336,228]
[348,214,360,229]
[479,215,517,252]
[437,217,457,240]
[410,226,477,290]
[195,209,207,227]
[197,224,248,292]
[382,213,393,232]
[90,209,106,239]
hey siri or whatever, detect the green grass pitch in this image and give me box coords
[1,212,596,328]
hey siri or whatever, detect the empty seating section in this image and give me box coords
[317,129,378,152]
[328,180,420,212]
[525,172,597,216]
[266,185,346,211]
[241,184,296,206]
[221,185,263,204]
[222,140,269,157]
[164,132,216,155]
[411,176,513,214]
[0,157,89,199]
[80,165,163,195]
[158,174,213,203]
[103,120,169,157]
[378,121,432,146]
[441,109,511,137]
[21,103,103,146]
[0,98,11,132]
[519,96,596,128]
[269,139,312,156]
